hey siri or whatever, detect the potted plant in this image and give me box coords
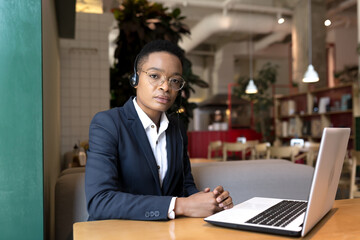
[233,62,278,141]
[110,0,208,129]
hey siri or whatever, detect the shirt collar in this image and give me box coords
[133,97,169,131]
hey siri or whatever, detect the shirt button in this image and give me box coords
[156,140,158,144]
[157,165,160,169]
[151,125,155,128]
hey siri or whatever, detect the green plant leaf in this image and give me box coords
[233,62,278,141]
[172,8,181,18]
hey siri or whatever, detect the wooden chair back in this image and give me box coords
[267,146,300,163]
[207,141,222,159]
[350,150,360,199]
[253,142,270,159]
[303,141,320,166]
[246,140,259,146]
[222,142,248,161]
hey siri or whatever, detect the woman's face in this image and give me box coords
[135,51,182,120]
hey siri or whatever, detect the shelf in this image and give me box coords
[277,135,354,140]
[279,110,353,119]
[275,83,353,100]
[323,110,352,115]
[274,83,357,149]
[310,83,353,94]
[276,135,321,140]
[279,114,299,119]
[275,92,307,100]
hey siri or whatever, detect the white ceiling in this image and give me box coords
[75,0,357,52]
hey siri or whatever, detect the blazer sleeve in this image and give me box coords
[85,111,173,221]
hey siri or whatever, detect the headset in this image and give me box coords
[130,54,140,87]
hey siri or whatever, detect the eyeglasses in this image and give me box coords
[141,70,185,91]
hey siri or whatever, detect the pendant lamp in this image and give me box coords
[245,79,258,94]
[246,34,258,94]
[302,0,319,83]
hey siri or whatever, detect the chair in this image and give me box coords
[349,151,360,199]
[244,140,259,159]
[207,141,222,160]
[222,142,249,161]
[246,140,260,147]
[303,141,320,166]
[267,146,303,163]
[55,168,88,240]
[252,142,270,159]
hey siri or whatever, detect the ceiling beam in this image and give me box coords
[55,0,76,38]
[154,0,293,15]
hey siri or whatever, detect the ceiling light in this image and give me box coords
[246,79,258,94]
[246,34,258,94]
[76,0,103,14]
[302,64,319,83]
[278,17,285,24]
[302,0,319,83]
[324,19,331,26]
[277,12,285,24]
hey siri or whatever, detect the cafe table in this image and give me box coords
[74,198,360,240]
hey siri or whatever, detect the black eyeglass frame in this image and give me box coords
[140,70,186,91]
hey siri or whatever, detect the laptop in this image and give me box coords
[205,128,350,237]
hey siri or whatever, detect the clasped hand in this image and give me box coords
[175,186,233,218]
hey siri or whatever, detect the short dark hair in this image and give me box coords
[136,40,184,71]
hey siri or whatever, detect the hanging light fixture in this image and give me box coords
[245,79,258,94]
[246,33,258,94]
[302,0,319,83]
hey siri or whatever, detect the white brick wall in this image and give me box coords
[60,12,114,157]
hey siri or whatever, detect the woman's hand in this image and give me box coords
[174,186,233,218]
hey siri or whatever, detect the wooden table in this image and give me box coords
[74,198,360,240]
[190,158,220,163]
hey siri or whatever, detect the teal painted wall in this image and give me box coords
[0,1,44,240]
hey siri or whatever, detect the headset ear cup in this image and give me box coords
[130,73,139,87]
[131,54,140,87]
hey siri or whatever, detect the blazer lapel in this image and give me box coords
[162,119,181,195]
[124,98,162,191]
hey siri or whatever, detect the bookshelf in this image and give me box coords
[274,83,358,147]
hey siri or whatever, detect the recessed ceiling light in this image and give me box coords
[324,19,332,27]
[276,12,285,24]
[278,17,285,24]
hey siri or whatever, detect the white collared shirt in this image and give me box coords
[133,98,169,187]
[133,98,177,219]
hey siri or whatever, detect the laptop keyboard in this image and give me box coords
[245,200,307,227]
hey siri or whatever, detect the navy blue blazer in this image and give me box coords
[85,97,199,221]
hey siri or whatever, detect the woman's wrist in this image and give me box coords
[174,197,186,216]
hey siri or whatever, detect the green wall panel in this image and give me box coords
[0,0,43,240]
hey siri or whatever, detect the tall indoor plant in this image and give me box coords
[110,0,208,129]
[233,62,278,141]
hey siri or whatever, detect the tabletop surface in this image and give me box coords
[74,198,360,240]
